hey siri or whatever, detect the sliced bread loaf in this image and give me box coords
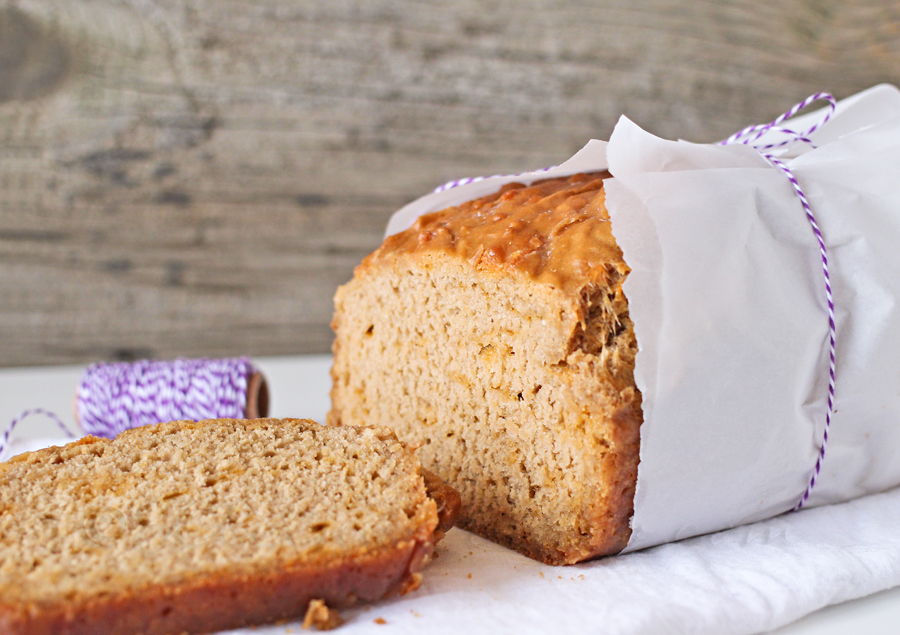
[330,173,641,565]
[0,418,459,634]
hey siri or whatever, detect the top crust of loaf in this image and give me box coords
[360,172,624,296]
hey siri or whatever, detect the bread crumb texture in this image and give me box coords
[302,599,344,631]
[0,418,440,634]
[330,174,642,565]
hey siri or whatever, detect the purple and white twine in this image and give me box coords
[2,358,258,457]
[77,357,258,438]
[433,165,559,193]
[719,93,837,510]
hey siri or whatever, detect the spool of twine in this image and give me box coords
[2,358,269,458]
[75,357,269,438]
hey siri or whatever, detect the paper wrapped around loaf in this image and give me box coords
[330,84,900,562]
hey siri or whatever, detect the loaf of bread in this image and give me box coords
[0,418,460,634]
[330,173,641,565]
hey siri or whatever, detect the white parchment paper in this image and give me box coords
[385,83,900,553]
[607,83,900,550]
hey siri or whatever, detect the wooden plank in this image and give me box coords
[1,0,899,366]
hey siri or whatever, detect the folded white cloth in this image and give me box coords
[321,486,900,635]
[5,438,898,634]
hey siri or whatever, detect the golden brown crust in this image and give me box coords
[420,468,462,542]
[362,172,623,295]
[0,540,432,635]
[578,387,642,562]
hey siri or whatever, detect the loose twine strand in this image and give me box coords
[433,165,559,193]
[2,409,77,458]
[2,357,257,458]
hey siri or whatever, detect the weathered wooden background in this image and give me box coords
[2,0,899,367]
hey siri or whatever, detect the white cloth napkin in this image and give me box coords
[5,437,899,635]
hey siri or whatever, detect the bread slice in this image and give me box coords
[330,173,641,565]
[0,418,460,634]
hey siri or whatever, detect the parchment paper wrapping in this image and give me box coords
[386,84,900,552]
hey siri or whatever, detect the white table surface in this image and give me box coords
[1,354,898,634]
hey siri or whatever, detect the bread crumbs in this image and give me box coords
[302,599,344,631]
